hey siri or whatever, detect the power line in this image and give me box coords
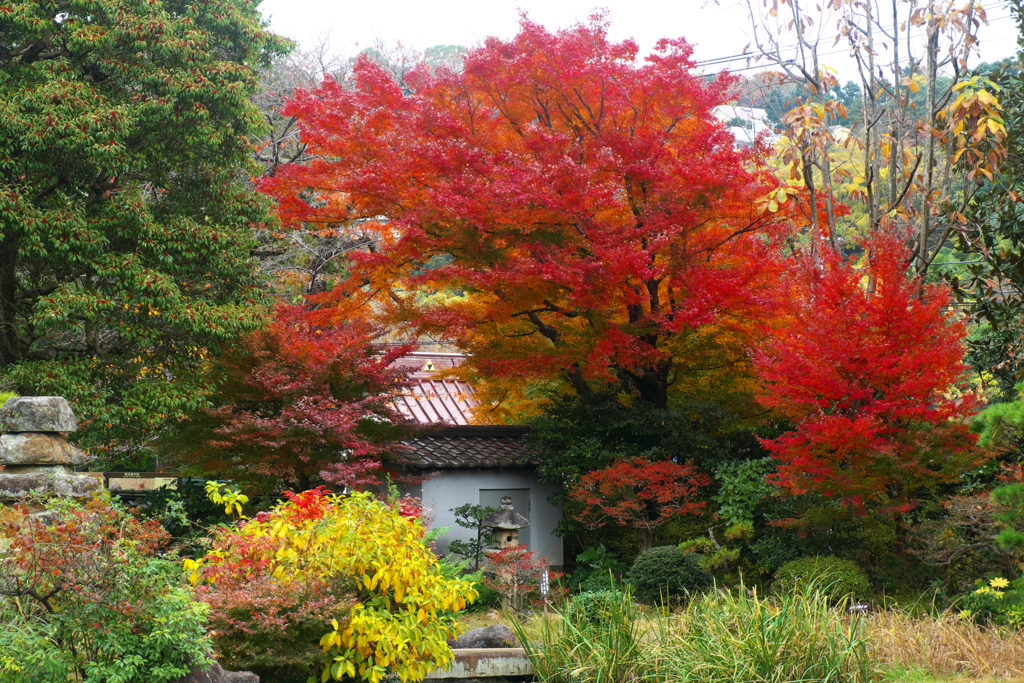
[691,11,1019,72]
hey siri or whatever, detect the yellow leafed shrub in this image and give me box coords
[191,487,477,683]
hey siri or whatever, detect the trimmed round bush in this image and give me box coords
[578,571,618,593]
[627,546,712,604]
[563,589,623,626]
[772,555,871,604]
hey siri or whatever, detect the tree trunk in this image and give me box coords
[637,527,654,554]
[0,235,27,366]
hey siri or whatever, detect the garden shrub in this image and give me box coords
[563,589,627,627]
[772,555,871,604]
[570,545,628,591]
[482,546,558,611]
[0,622,71,683]
[192,487,477,683]
[0,495,211,683]
[200,573,353,679]
[579,571,619,592]
[627,545,712,604]
[468,578,503,611]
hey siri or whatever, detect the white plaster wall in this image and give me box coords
[421,469,563,567]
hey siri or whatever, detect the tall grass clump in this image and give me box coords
[656,584,873,683]
[513,586,647,683]
[515,583,873,683]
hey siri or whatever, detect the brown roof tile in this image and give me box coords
[400,425,539,469]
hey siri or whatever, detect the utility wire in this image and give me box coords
[691,11,1018,72]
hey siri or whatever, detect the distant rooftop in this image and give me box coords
[391,352,479,425]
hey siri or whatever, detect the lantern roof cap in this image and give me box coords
[481,496,530,529]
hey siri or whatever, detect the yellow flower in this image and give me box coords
[990,577,1011,589]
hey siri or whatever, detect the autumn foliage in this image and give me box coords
[568,456,711,552]
[0,496,211,681]
[159,304,415,492]
[190,489,477,683]
[482,546,562,611]
[261,16,790,409]
[752,232,980,519]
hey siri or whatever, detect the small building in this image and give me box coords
[400,425,563,567]
[712,104,778,148]
[391,352,563,568]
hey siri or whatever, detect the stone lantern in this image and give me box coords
[481,496,530,549]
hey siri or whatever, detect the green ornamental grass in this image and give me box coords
[515,583,873,683]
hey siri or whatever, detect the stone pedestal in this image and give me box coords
[0,396,99,501]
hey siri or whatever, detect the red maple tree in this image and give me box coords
[260,16,792,409]
[159,305,416,492]
[752,231,980,520]
[568,456,710,552]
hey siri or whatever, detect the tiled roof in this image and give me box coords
[390,352,479,425]
[392,379,479,425]
[400,425,539,469]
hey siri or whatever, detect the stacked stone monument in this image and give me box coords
[0,396,99,501]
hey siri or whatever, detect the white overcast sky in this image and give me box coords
[257,0,1020,80]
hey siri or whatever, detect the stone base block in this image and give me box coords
[0,396,77,432]
[0,433,87,466]
[0,471,101,499]
[3,465,77,475]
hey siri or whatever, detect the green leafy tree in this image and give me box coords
[0,0,291,463]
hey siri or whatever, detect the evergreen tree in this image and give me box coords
[0,0,290,462]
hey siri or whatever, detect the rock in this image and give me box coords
[3,465,77,475]
[173,660,259,683]
[0,471,101,499]
[0,396,77,433]
[0,433,86,465]
[447,624,519,649]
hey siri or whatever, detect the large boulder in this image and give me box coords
[448,624,519,649]
[0,396,77,433]
[0,433,87,466]
[173,661,259,683]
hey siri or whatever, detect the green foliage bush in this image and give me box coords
[579,571,619,592]
[627,546,712,604]
[772,555,872,604]
[0,623,75,683]
[563,589,627,626]
[570,545,628,592]
[0,496,211,682]
[713,457,775,526]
